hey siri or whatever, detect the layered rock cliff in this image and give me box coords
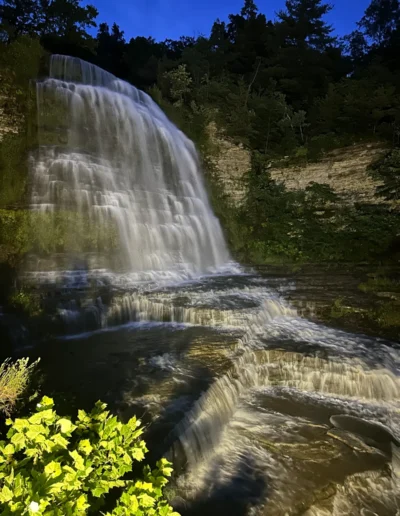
[269,143,388,205]
[210,130,389,206]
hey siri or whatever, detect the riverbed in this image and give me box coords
[26,266,400,515]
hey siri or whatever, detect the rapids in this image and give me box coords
[25,56,400,515]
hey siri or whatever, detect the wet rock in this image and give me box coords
[170,495,188,512]
[0,311,29,357]
[327,428,382,454]
[330,415,399,453]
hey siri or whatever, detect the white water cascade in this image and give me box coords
[26,55,400,515]
[31,55,229,279]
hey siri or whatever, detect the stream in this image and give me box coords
[20,55,400,515]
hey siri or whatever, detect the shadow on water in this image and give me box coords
[179,455,268,516]
[32,324,236,451]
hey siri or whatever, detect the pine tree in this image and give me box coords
[278,0,336,50]
[241,0,258,19]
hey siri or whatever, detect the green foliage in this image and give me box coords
[327,294,400,340]
[0,133,28,208]
[0,210,118,266]
[0,0,98,44]
[0,37,44,208]
[368,148,400,200]
[9,290,42,317]
[162,65,193,107]
[311,80,400,147]
[0,397,179,515]
[223,151,399,265]
[329,297,355,319]
[0,358,39,415]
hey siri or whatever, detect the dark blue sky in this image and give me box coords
[90,0,370,42]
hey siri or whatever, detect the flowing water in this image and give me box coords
[25,56,400,515]
[32,54,228,278]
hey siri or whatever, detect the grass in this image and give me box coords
[0,358,39,415]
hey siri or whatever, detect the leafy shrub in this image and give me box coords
[0,396,179,515]
[329,298,354,319]
[0,358,39,416]
[223,149,400,265]
[9,290,42,317]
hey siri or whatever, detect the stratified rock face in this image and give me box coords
[270,143,388,204]
[207,122,250,205]
[208,133,388,206]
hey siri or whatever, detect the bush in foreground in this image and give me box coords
[0,359,39,416]
[0,396,179,515]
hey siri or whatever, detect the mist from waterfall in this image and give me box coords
[31,55,229,280]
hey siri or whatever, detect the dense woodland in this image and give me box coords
[0,0,400,271]
[2,0,400,153]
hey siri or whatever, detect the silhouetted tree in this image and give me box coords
[278,0,336,50]
[359,0,400,46]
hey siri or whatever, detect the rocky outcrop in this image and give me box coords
[270,143,388,204]
[209,134,389,205]
[207,122,250,204]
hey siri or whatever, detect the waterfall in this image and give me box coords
[31,55,229,279]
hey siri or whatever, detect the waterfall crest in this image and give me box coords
[31,55,229,279]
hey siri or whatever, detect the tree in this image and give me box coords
[359,0,400,46]
[0,0,98,42]
[0,0,39,38]
[344,30,369,63]
[278,0,336,50]
[40,0,97,39]
[162,64,193,106]
[96,22,126,76]
[241,0,258,19]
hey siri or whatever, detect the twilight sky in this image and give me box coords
[90,0,371,42]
